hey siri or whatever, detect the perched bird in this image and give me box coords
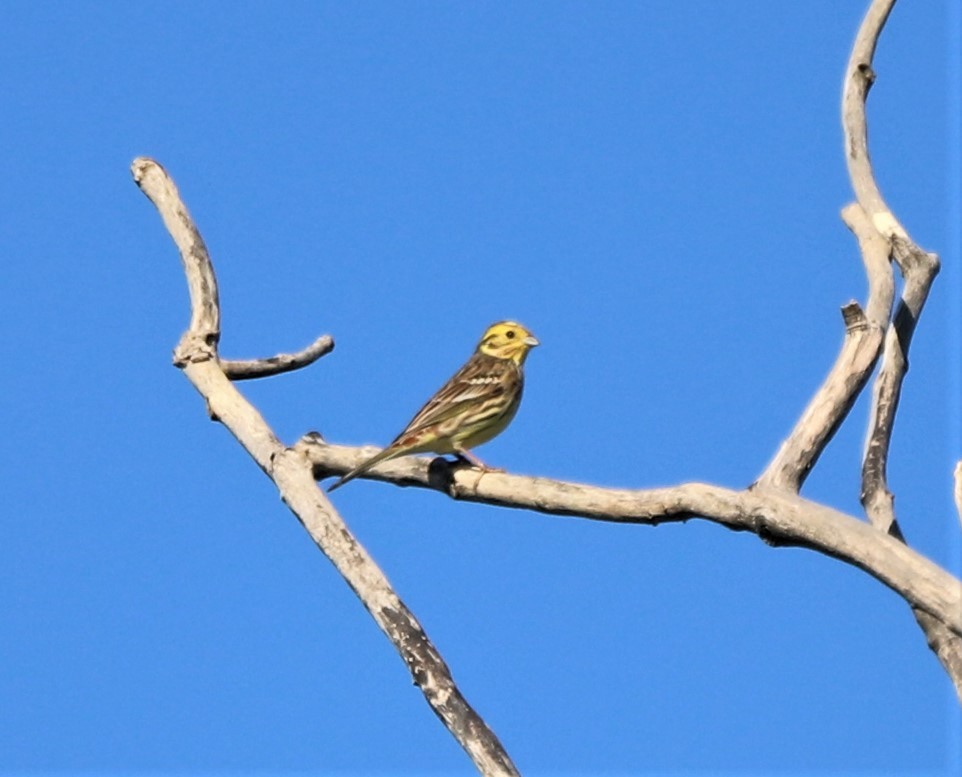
[328,321,539,491]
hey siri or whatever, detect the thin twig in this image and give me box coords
[222,334,335,380]
[131,157,520,777]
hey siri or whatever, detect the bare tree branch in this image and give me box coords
[842,0,906,244]
[914,611,962,704]
[753,195,894,495]
[844,0,943,536]
[860,242,940,534]
[135,159,221,361]
[131,157,520,777]
[308,440,962,638]
[221,334,336,380]
[842,202,895,329]
[838,0,961,698]
[755,302,883,492]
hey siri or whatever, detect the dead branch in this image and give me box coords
[222,334,336,379]
[860,259,940,535]
[839,0,961,696]
[131,157,520,777]
[842,0,905,243]
[755,302,883,492]
[305,439,962,638]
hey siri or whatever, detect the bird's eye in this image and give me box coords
[505,330,516,339]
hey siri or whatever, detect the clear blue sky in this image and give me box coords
[1,1,959,774]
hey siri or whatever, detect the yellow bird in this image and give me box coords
[328,321,539,491]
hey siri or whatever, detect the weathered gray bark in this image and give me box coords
[132,158,520,777]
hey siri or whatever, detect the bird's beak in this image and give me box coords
[524,335,540,347]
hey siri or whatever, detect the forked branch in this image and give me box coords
[836,0,960,694]
[753,190,895,494]
[131,157,520,777]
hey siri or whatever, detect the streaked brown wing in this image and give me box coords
[389,353,520,443]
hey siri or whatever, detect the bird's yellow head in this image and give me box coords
[476,321,539,364]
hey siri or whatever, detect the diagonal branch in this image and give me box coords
[755,302,883,492]
[309,440,962,639]
[754,197,894,496]
[131,157,520,777]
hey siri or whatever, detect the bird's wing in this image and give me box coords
[391,354,520,443]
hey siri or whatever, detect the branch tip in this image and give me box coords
[841,302,866,329]
[222,333,336,380]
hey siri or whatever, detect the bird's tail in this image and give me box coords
[327,447,393,492]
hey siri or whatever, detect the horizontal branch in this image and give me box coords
[308,439,962,637]
[222,334,335,380]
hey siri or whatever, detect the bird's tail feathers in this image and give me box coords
[327,447,393,492]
